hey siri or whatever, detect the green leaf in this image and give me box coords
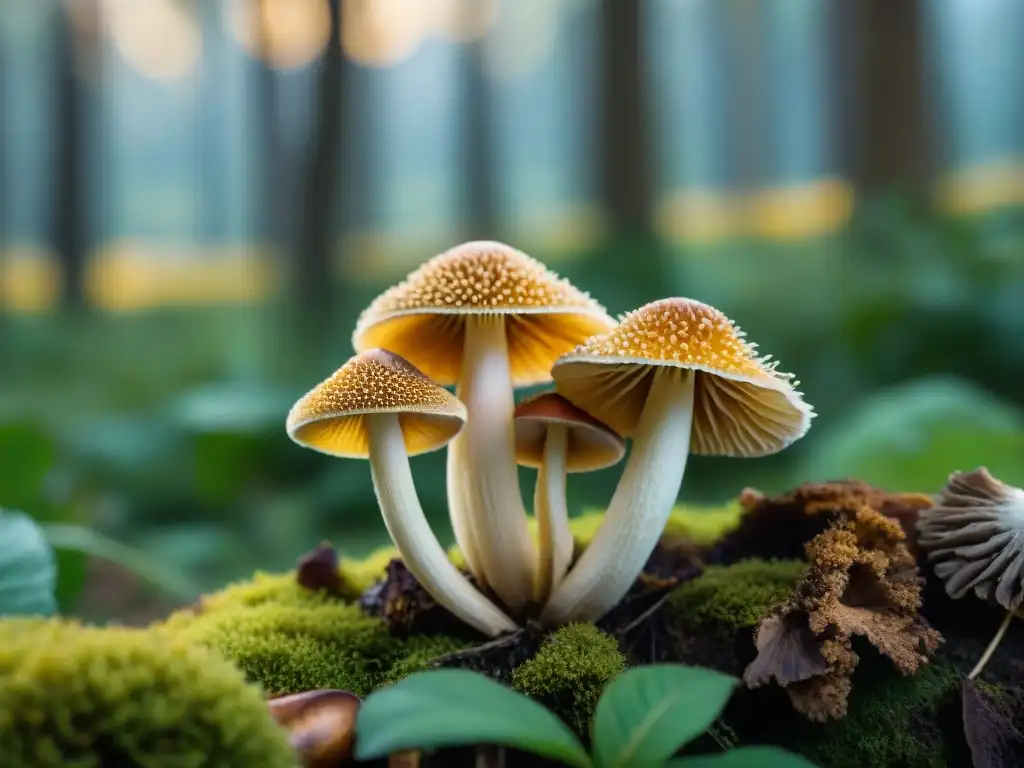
[0,509,58,616]
[668,746,820,767]
[43,524,199,601]
[591,665,738,768]
[355,669,592,768]
[801,376,1024,490]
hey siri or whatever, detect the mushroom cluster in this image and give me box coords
[285,241,815,637]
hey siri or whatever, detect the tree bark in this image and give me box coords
[462,38,496,239]
[295,0,344,313]
[850,0,929,190]
[597,0,651,232]
[52,2,90,309]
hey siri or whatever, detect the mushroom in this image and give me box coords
[351,241,616,611]
[286,348,517,637]
[513,391,626,603]
[917,467,1024,679]
[539,297,814,626]
[268,689,362,767]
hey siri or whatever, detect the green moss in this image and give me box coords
[159,575,474,697]
[379,634,471,685]
[668,558,806,635]
[578,502,745,548]
[0,617,297,768]
[792,662,961,768]
[511,623,626,734]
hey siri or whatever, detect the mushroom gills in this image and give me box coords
[366,411,518,636]
[450,314,538,611]
[534,423,574,603]
[540,367,695,625]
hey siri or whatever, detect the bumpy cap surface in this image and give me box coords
[351,241,616,386]
[552,297,813,454]
[917,467,1024,612]
[513,391,626,473]
[286,349,466,458]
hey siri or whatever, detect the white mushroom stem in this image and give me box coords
[445,435,487,587]
[533,424,574,603]
[449,314,537,611]
[367,412,518,637]
[539,368,695,626]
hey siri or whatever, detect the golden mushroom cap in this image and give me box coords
[513,391,626,473]
[286,349,467,459]
[351,241,616,387]
[552,297,814,454]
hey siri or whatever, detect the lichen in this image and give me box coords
[790,660,961,768]
[511,623,626,734]
[745,506,942,722]
[668,559,807,636]
[0,617,297,768]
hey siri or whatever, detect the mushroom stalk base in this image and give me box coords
[367,412,517,637]
[534,424,573,603]
[540,368,695,626]
[451,315,537,612]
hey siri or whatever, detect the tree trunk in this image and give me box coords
[295,0,344,313]
[52,3,90,309]
[597,0,651,232]
[850,0,929,190]
[462,37,496,239]
[252,0,282,255]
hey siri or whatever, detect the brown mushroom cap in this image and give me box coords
[917,467,1024,612]
[268,689,362,767]
[513,391,626,473]
[551,297,813,455]
[351,241,616,387]
[286,349,466,458]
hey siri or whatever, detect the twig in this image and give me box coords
[617,592,671,637]
[430,630,525,667]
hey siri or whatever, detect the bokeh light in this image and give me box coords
[103,0,202,82]
[224,0,330,70]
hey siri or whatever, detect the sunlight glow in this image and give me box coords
[103,0,202,82]
[225,0,331,70]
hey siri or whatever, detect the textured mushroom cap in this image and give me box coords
[917,467,1024,612]
[552,297,814,454]
[513,391,626,473]
[351,241,616,386]
[286,349,466,458]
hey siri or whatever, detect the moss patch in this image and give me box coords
[668,558,806,636]
[160,580,474,697]
[0,617,297,768]
[790,659,961,768]
[511,623,626,735]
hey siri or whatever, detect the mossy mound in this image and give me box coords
[668,558,807,635]
[511,623,626,734]
[161,588,472,697]
[792,659,961,768]
[0,617,297,768]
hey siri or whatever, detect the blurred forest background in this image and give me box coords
[1,0,1023,622]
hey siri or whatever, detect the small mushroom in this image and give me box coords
[287,348,516,637]
[513,391,626,603]
[268,689,362,766]
[917,467,1024,678]
[540,297,814,625]
[352,242,616,611]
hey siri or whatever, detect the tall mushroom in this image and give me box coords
[513,392,626,603]
[539,297,814,626]
[286,348,517,637]
[351,241,616,611]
